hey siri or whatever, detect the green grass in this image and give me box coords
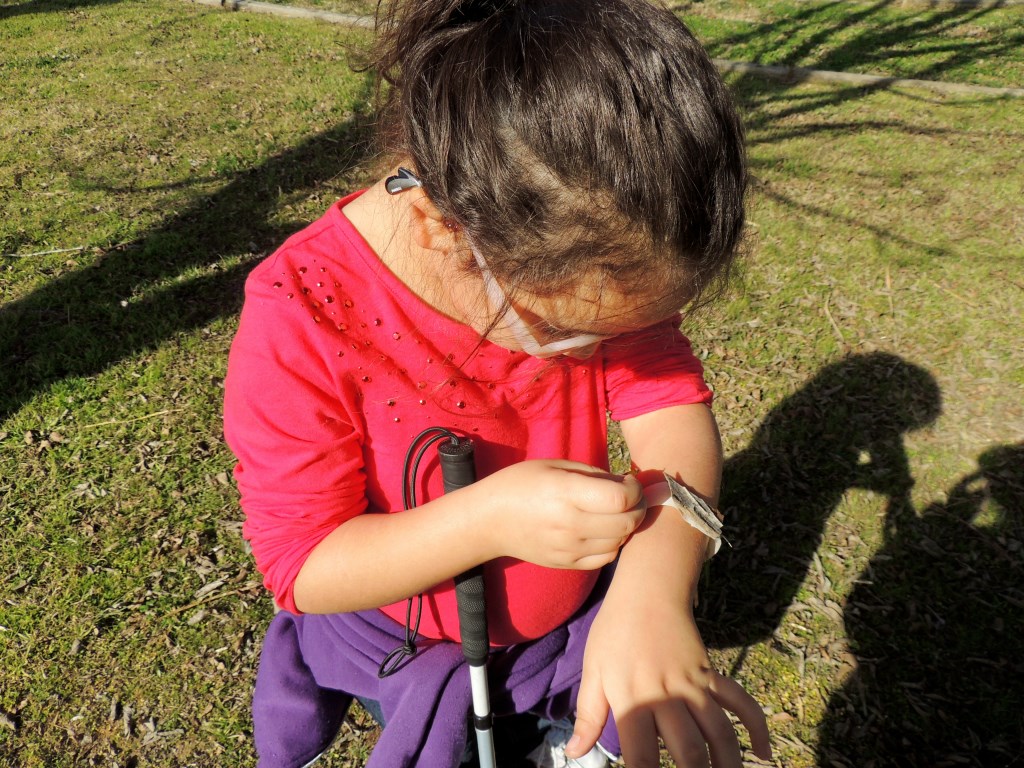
[1,1,1023,767]
[258,0,376,13]
[680,0,1024,88]
[231,0,1024,89]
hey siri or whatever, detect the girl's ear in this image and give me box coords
[408,193,461,255]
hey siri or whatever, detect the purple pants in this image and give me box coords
[253,574,620,767]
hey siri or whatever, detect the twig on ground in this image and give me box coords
[823,292,848,350]
[931,280,978,308]
[4,246,86,259]
[165,587,249,617]
[885,266,895,315]
[718,362,770,380]
[81,408,184,429]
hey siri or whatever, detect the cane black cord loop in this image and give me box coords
[378,427,461,679]
[377,594,424,678]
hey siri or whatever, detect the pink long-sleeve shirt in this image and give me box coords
[224,192,712,646]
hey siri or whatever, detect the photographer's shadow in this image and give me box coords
[700,352,942,648]
[817,442,1024,767]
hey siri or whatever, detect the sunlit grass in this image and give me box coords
[1,1,1021,766]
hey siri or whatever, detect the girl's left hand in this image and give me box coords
[566,593,772,767]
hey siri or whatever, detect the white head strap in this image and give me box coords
[470,246,607,358]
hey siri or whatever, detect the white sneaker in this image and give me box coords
[526,718,617,768]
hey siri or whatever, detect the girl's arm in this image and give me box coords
[293,459,646,614]
[566,403,772,766]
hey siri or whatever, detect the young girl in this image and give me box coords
[224,1,773,766]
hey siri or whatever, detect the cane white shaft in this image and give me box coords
[469,663,496,768]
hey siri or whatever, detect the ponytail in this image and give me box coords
[373,0,510,83]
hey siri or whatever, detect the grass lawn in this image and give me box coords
[683,0,1024,89]
[1,1,1022,767]
[252,0,1024,89]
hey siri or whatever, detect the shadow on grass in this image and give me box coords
[0,113,375,422]
[702,355,1024,764]
[680,0,1024,87]
[817,441,1024,767]
[697,4,1020,277]
[734,73,1017,153]
[0,0,125,22]
[695,0,1024,150]
[702,351,942,645]
[754,181,960,260]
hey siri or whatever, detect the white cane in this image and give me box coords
[438,438,497,768]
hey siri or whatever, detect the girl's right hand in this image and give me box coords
[472,460,647,570]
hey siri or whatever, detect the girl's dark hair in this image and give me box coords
[372,0,747,306]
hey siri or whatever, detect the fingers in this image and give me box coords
[618,693,767,768]
[559,464,644,515]
[544,509,640,561]
[709,672,773,760]
[560,511,644,569]
[654,701,709,768]
[688,695,743,768]
[619,472,644,510]
[566,671,610,760]
[571,550,620,571]
[492,460,647,568]
[618,707,661,768]
[661,673,773,767]
[576,506,644,541]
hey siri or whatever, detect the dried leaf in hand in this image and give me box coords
[665,473,727,542]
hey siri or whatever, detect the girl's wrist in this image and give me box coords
[641,474,725,561]
[457,480,505,562]
[611,503,706,602]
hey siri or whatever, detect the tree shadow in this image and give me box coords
[690,0,1024,155]
[753,181,960,260]
[729,77,1018,276]
[817,441,1024,767]
[734,74,1016,153]
[685,0,1023,283]
[683,0,1022,88]
[0,0,126,22]
[700,352,942,647]
[0,109,375,422]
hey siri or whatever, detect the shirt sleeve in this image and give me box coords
[223,260,367,614]
[602,316,713,422]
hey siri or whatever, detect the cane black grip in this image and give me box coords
[438,438,476,494]
[453,567,489,665]
[437,439,490,666]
